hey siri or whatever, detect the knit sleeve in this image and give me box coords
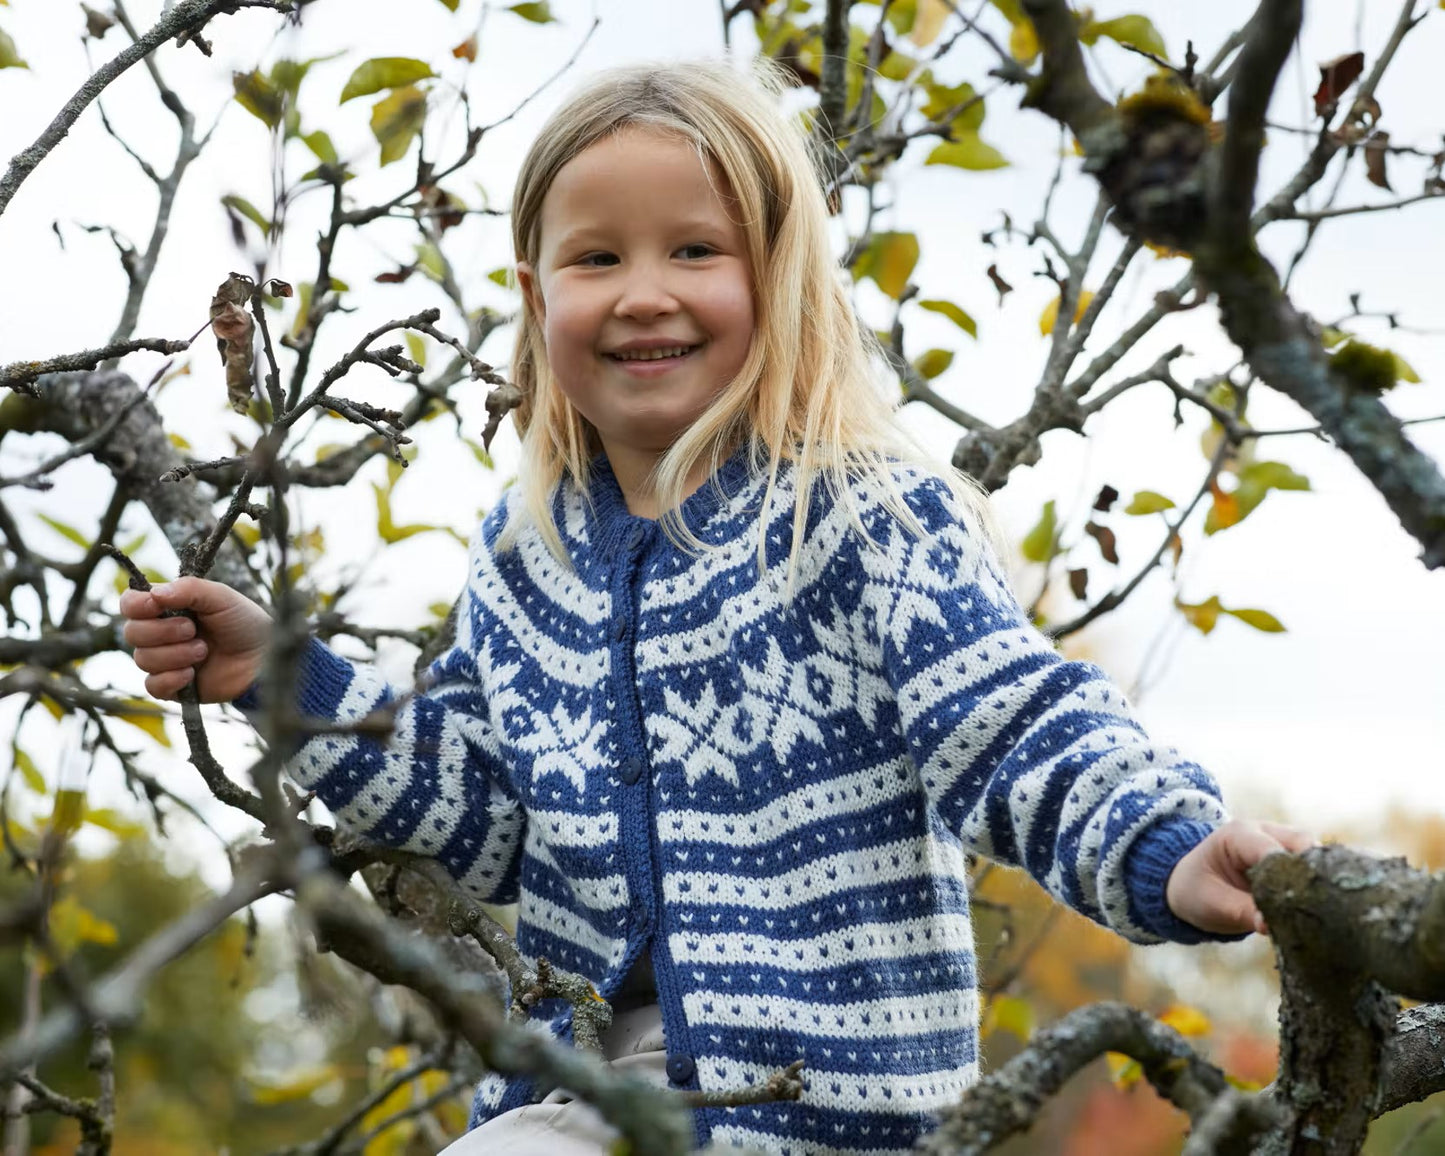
[236,542,525,904]
[859,473,1231,945]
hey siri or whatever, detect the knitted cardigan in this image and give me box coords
[269,446,1230,1155]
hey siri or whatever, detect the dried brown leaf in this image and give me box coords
[210,273,255,415]
[1092,484,1119,513]
[1083,521,1119,565]
[1313,51,1364,117]
[986,263,1013,303]
[1364,130,1391,191]
[1068,568,1089,600]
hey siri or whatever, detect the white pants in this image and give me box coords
[439,1005,669,1155]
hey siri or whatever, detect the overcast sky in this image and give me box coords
[1,0,1442,855]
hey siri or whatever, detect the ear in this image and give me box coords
[515,260,545,322]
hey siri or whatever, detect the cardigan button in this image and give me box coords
[620,757,645,785]
[627,524,646,551]
[611,617,628,641]
[665,1054,695,1085]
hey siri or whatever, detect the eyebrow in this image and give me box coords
[549,218,736,250]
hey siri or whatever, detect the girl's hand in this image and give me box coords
[1165,820,1316,936]
[119,577,272,703]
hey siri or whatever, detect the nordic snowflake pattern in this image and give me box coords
[273,447,1231,1155]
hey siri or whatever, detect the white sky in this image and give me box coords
[0,0,1442,858]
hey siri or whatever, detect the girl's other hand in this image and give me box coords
[119,577,272,703]
[1165,819,1316,936]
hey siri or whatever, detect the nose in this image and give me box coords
[613,257,679,322]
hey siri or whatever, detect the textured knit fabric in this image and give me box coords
[264,445,1231,1155]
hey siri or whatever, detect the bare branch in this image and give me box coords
[1,340,189,395]
[0,0,294,219]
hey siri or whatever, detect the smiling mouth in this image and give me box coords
[607,344,701,363]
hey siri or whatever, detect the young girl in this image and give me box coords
[121,59,1309,1156]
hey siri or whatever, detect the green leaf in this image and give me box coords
[918,299,977,337]
[37,514,90,550]
[1234,460,1310,521]
[920,75,985,134]
[340,57,435,104]
[913,348,954,380]
[1085,14,1167,58]
[405,332,427,369]
[301,130,337,164]
[507,1,556,22]
[1020,500,1058,563]
[232,69,284,128]
[373,481,438,543]
[486,267,511,288]
[1390,351,1422,383]
[925,132,1008,171]
[1319,326,1351,350]
[370,85,428,167]
[437,0,460,8]
[465,438,495,469]
[221,194,270,237]
[1225,607,1286,633]
[0,26,27,69]
[852,231,919,300]
[12,747,43,794]
[1124,490,1176,515]
[416,240,446,281]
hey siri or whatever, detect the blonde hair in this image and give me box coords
[500,58,998,594]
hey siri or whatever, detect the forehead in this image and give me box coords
[540,127,739,241]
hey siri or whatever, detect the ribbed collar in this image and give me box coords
[581,439,763,550]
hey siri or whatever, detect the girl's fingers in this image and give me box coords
[118,589,163,619]
[1260,821,1316,852]
[144,667,194,700]
[122,615,196,649]
[132,640,207,675]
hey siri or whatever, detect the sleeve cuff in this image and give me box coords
[230,637,354,719]
[1124,818,1249,945]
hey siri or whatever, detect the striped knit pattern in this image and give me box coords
[275,446,1229,1155]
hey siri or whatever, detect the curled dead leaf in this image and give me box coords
[1364,130,1391,191]
[481,381,522,451]
[210,273,256,415]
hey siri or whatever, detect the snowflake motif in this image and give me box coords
[492,666,607,794]
[807,600,890,728]
[654,682,741,786]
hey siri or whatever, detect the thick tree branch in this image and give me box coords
[918,1001,1279,1154]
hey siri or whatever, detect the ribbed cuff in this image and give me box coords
[229,637,351,719]
[1125,818,1249,945]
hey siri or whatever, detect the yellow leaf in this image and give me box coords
[1020,500,1058,563]
[12,747,44,794]
[1009,18,1038,63]
[249,1064,345,1105]
[981,993,1034,1040]
[913,348,955,380]
[1106,1051,1144,1089]
[852,231,920,300]
[168,432,193,451]
[1225,607,1286,633]
[49,895,119,954]
[1175,595,1222,635]
[1158,1004,1212,1037]
[50,789,86,838]
[405,331,427,369]
[1038,290,1096,336]
[108,698,171,747]
[908,0,949,46]
[1124,490,1175,515]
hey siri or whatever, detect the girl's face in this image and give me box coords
[516,128,756,465]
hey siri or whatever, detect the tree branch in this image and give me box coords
[0,0,292,220]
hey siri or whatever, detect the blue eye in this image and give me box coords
[579,252,619,267]
[679,244,715,260]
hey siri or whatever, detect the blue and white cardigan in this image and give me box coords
[273,446,1230,1155]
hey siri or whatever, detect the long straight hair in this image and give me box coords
[499,58,998,595]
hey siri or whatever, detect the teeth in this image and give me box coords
[613,346,691,361]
